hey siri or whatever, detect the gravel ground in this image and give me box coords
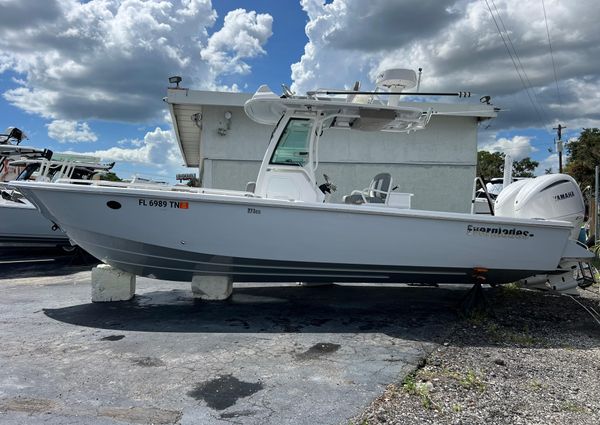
[352,284,600,425]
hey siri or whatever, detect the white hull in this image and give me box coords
[0,197,68,247]
[13,181,589,284]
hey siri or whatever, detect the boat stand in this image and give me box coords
[91,264,136,302]
[191,275,233,300]
[459,269,495,317]
[459,282,494,317]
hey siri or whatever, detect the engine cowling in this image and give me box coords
[494,174,585,239]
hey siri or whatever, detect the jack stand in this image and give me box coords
[459,270,495,317]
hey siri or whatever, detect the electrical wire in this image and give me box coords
[490,0,552,126]
[483,0,549,131]
[541,0,563,111]
[565,294,600,327]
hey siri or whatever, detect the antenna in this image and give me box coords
[375,69,417,106]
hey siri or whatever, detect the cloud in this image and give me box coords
[74,127,181,168]
[479,135,537,160]
[200,8,273,75]
[0,0,61,30]
[291,0,600,131]
[0,1,272,122]
[47,119,98,143]
[305,0,459,52]
[537,153,559,175]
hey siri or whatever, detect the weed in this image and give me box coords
[499,282,523,297]
[483,321,502,340]
[529,380,544,391]
[460,370,485,392]
[402,373,417,395]
[484,322,537,346]
[561,401,586,413]
[452,403,462,413]
[402,373,436,410]
[505,330,536,346]
[465,310,489,325]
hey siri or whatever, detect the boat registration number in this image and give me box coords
[138,199,189,209]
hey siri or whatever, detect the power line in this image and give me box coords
[490,0,552,125]
[483,0,551,131]
[541,0,562,110]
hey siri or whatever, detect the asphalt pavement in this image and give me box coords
[0,256,469,424]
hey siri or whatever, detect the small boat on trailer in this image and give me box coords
[10,70,593,295]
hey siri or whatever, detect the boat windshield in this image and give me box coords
[270,118,311,166]
[16,163,40,181]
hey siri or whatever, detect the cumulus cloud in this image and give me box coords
[292,0,600,131]
[0,0,272,122]
[537,153,559,175]
[479,135,538,160]
[47,119,98,143]
[75,127,181,167]
[200,9,273,75]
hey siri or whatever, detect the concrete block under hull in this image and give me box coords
[191,275,233,300]
[91,264,136,302]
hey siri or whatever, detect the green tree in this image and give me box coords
[513,157,538,178]
[100,172,121,182]
[477,151,538,181]
[564,128,600,188]
[477,151,504,181]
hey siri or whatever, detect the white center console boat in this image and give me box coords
[10,71,593,292]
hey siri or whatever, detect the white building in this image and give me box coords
[166,87,496,212]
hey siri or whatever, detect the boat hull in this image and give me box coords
[13,182,582,283]
[0,198,69,247]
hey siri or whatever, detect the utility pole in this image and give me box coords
[553,124,566,173]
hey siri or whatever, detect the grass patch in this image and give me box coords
[561,401,587,413]
[482,321,538,347]
[466,310,489,326]
[459,370,486,392]
[504,331,536,346]
[402,373,418,394]
[529,379,545,391]
[402,373,435,410]
[499,282,523,298]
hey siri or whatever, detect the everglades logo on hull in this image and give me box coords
[467,224,534,239]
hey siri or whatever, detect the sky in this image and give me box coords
[0,0,598,181]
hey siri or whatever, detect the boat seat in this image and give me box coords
[344,173,393,205]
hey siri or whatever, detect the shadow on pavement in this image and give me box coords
[44,285,466,342]
[43,284,600,348]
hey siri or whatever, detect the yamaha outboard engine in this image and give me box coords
[495,174,585,240]
[495,174,591,293]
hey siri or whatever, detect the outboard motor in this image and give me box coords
[495,174,585,240]
[495,174,593,293]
